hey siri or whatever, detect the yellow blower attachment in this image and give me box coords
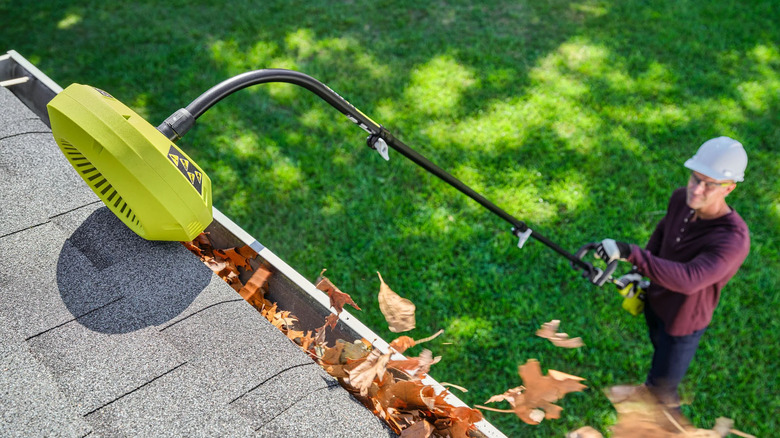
[47,84,212,241]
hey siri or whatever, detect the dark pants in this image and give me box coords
[644,304,706,406]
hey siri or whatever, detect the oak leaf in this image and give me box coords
[316,269,361,314]
[377,272,416,333]
[536,319,584,348]
[325,313,339,329]
[238,265,272,308]
[483,359,586,425]
[214,246,256,271]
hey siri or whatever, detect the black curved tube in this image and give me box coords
[159,69,594,273]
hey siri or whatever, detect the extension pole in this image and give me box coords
[157,69,594,273]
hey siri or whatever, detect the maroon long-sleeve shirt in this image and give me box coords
[627,188,750,336]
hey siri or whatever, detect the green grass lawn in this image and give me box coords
[3,1,777,435]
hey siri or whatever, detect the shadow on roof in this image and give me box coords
[56,207,212,334]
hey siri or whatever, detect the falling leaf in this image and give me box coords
[389,336,416,353]
[377,272,416,333]
[389,329,444,354]
[316,269,361,314]
[483,359,586,425]
[536,319,584,348]
[549,369,586,382]
[484,387,523,406]
[439,382,468,393]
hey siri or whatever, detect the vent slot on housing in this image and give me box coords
[60,139,143,232]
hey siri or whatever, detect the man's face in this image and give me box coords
[686,171,735,210]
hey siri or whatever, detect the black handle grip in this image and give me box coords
[573,242,617,286]
[596,259,619,286]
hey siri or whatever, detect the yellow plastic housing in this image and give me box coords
[47,84,212,241]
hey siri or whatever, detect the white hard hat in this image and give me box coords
[684,136,747,182]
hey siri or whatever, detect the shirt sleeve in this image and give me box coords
[629,236,746,294]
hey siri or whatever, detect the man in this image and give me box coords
[595,136,750,409]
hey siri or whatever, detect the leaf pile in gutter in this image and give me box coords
[182,234,485,437]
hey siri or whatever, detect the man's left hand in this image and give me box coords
[595,238,631,263]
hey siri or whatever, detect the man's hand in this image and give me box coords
[595,239,631,263]
[614,272,642,289]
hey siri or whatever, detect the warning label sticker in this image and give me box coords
[167,145,203,195]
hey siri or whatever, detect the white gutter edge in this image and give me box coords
[5,50,64,94]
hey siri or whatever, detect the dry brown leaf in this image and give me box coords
[297,330,316,352]
[286,329,304,341]
[377,272,416,333]
[389,336,416,354]
[325,313,340,329]
[388,329,444,355]
[182,240,203,257]
[484,359,586,425]
[484,386,523,406]
[442,406,484,438]
[348,349,392,397]
[320,343,346,365]
[387,349,441,377]
[194,232,212,248]
[439,382,468,393]
[238,265,272,308]
[380,380,436,411]
[316,269,361,314]
[536,319,584,348]
[237,244,258,260]
[399,419,433,438]
[214,247,255,271]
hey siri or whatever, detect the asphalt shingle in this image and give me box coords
[84,362,256,437]
[0,346,92,437]
[0,131,97,236]
[0,86,37,125]
[159,298,314,401]
[26,300,187,416]
[0,223,110,340]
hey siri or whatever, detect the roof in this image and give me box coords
[0,83,395,436]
